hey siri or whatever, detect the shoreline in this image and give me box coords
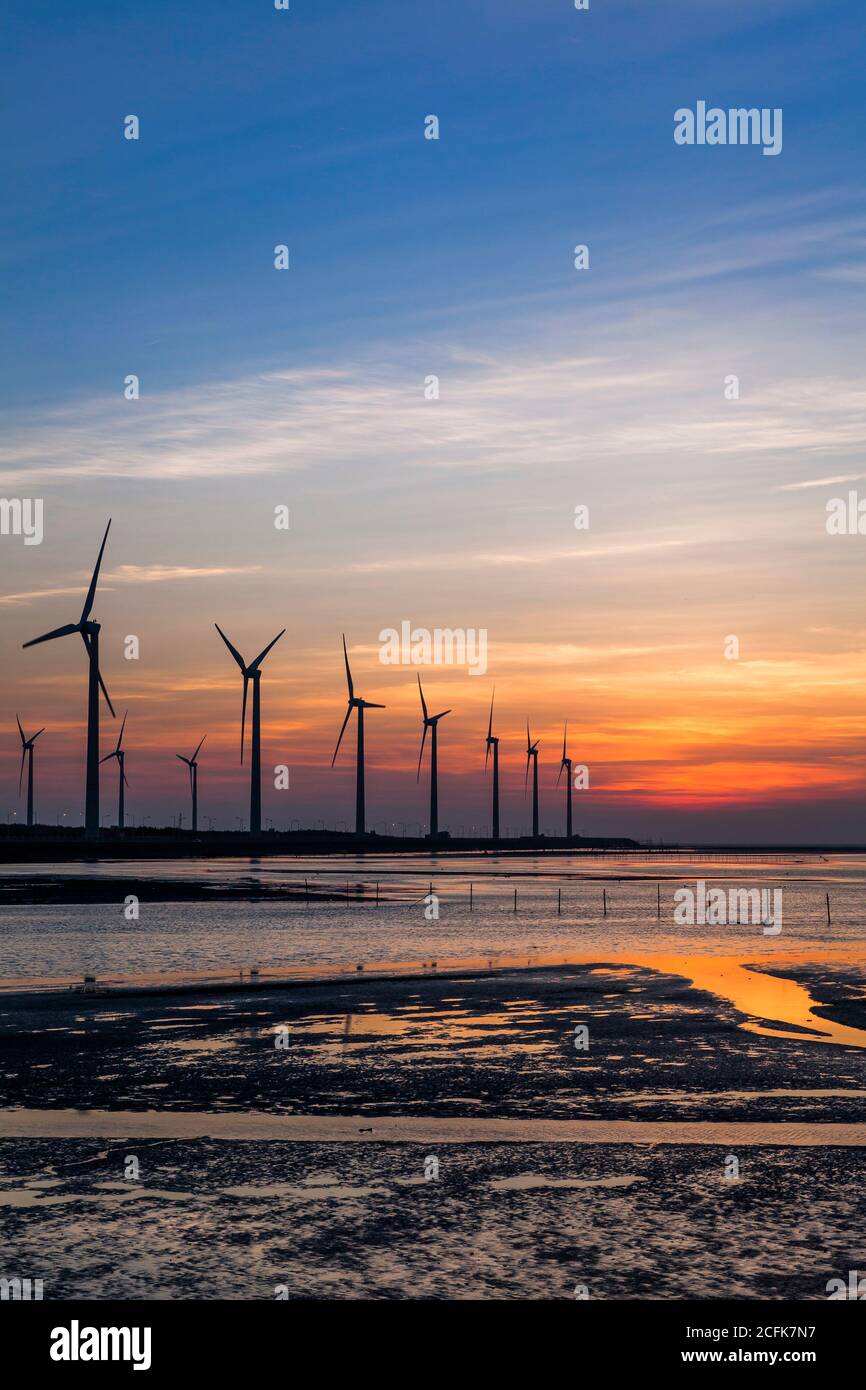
[0,834,863,866]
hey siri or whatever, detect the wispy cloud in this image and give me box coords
[2,337,865,491]
[776,474,866,492]
[0,564,261,606]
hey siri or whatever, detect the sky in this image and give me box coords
[1,0,865,841]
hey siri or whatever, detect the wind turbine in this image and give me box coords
[215,624,285,835]
[417,677,450,839]
[331,635,384,836]
[176,736,206,833]
[100,710,129,830]
[16,716,44,828]
[557,720,573,839]
[22,520,115,838]
[485,689,500,843]
[525,721,540,839]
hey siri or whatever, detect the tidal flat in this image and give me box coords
[0,953,864,1298]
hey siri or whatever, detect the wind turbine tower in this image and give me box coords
[16,716,44,828]
[331,635,385,836]
[215,624,285,835]
[176,736,206,833]
[417,677,451,839]
[22,520,115,838]
[485,690,500,843]
[100,710,129,830]
[557,721,573,839]
[525,721,540,839]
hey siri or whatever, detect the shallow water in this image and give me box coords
[0,852,864,982]
[2,1110,865,1145]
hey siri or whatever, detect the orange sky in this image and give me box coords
[3,310,866,840]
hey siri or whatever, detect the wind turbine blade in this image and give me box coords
[22,622,79,649]
[18,748,26,795]
[99,751,117,765]
[123,770,130,788]
[116,710,128,752]
[250,628,286,670]
[31,728,46,742]
[485,740,490,771]
[416,722,428,782]
[96,662,115,718]
[16,714,25,745]
[436,709,451,720]
[487,691,494,743]
[556,762,564,788]
[79,519,111,624]
[214,624,247,672]
[240,674,249,764]
[417,675,428,722]
[192,735,206,762]
[562,720,568,760]
[526,720,531,752]
[342,634,354,701]
[525,750,531,793]
[176,754,192,766]
[363,701,386,709]
[331,704,353,766]
[77,629,114,716]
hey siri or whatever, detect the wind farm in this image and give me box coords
[4,519,630,857]
[4,1,866,1324]
[11,520,863,860]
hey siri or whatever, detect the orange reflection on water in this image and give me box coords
[627,952,866,1050]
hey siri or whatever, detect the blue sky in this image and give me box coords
[2,0,866,839]
[4,0,863,404]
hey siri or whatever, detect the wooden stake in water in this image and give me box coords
[557,887,562,915]
[304,878,309,904]
[826,892,832,926]
[657,883,661,918]
[514,888,518,913]
[603,887,608,917]
[470,883,474,911]
[376,881,379,906]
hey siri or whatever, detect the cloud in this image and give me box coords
[0,564,261,606]
[776,474,866,492]
[2,305,866,492]
[108,564,262,585]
